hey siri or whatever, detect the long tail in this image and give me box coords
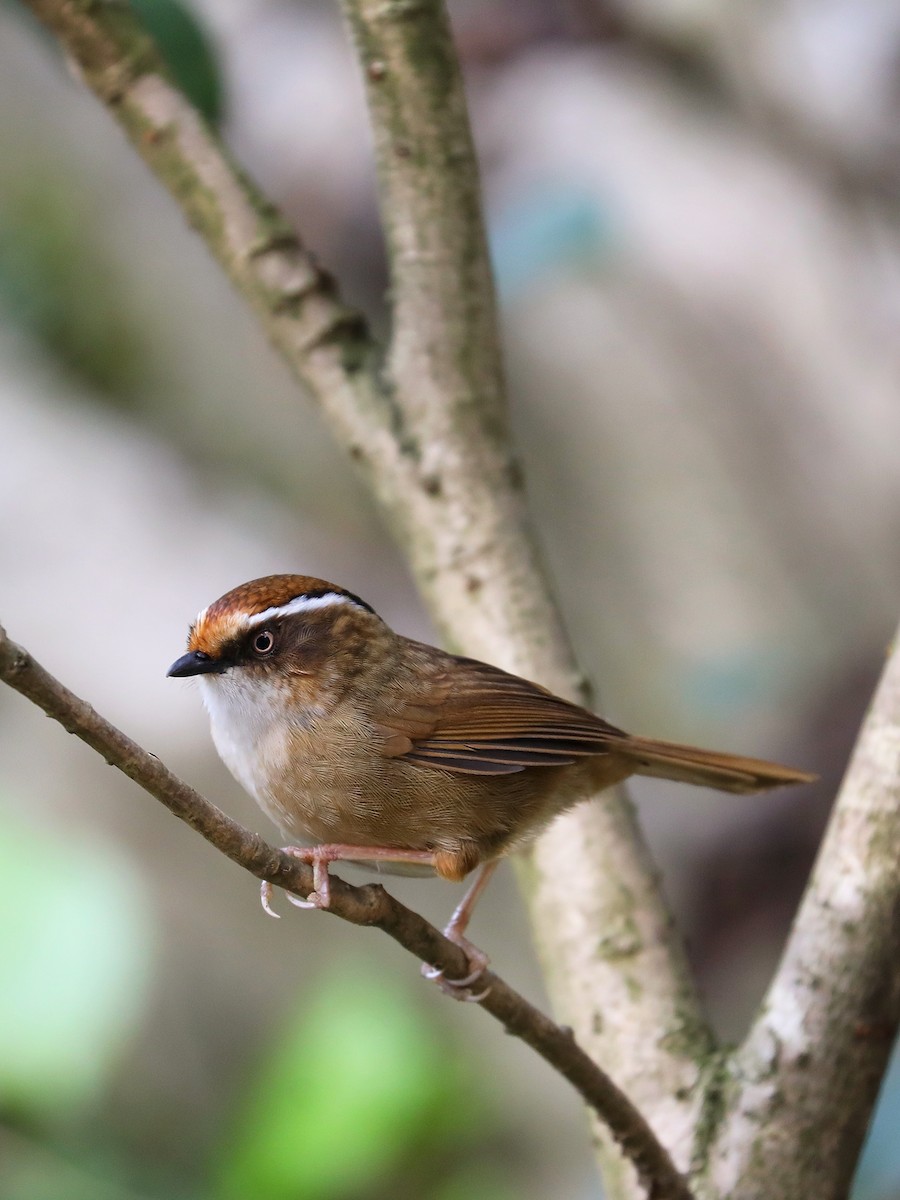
[620,736,815,794]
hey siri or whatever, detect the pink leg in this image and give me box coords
[445,859,498,943]
[260,843,437,917]
[423,861,498,1001]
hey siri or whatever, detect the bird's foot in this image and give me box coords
[260,843,438,916]
[260,845,334,917]
[422,932,491,1002]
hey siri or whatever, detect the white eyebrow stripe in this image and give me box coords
[244,592,358,628]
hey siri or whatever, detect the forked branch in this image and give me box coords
[17,5,710,1190]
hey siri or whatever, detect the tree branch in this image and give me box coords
[337,2,716,1184]
[19,1,712,1190]
[20,0,420,521]
[703,626,900,1198]
[0,623,694,1200]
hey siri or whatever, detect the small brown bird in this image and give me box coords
[168,574,813,985]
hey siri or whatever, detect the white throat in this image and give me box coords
[198,671,321,808]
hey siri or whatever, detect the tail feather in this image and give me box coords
[621,737,815,794]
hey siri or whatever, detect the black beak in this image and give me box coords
[167,650,228,678]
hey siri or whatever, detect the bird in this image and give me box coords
[168,573,813,989]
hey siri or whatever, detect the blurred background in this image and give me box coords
[1,0,899,1197]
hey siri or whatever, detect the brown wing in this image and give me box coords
[375,649,626,776]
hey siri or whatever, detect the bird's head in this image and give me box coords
[167,574,384,710]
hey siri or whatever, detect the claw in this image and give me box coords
[432,968,492,1002]
[260,881,281,918]
[422,936,491,1001]
[259,846,334,916]
[421,958,487,989]
[460,983,491,1003]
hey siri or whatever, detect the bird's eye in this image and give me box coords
[252,630,276,656]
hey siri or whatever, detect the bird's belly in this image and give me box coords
[266,747,579,861]
[257,726,402,847]
[208,689,591,875]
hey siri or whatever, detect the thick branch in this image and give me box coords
[703,627,900,1198]
[340,0,505,434]
[0,624,693,1200]
[19,0,410,521]
[338,2,714,1185]
[19,2,712,1190]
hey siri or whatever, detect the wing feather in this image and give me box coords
[374,648,624,776]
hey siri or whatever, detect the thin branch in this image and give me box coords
[703,625,900,1198]
[0,624,694,1200]
[19,2,712,1189]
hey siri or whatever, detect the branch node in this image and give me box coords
[298,308,369,354]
